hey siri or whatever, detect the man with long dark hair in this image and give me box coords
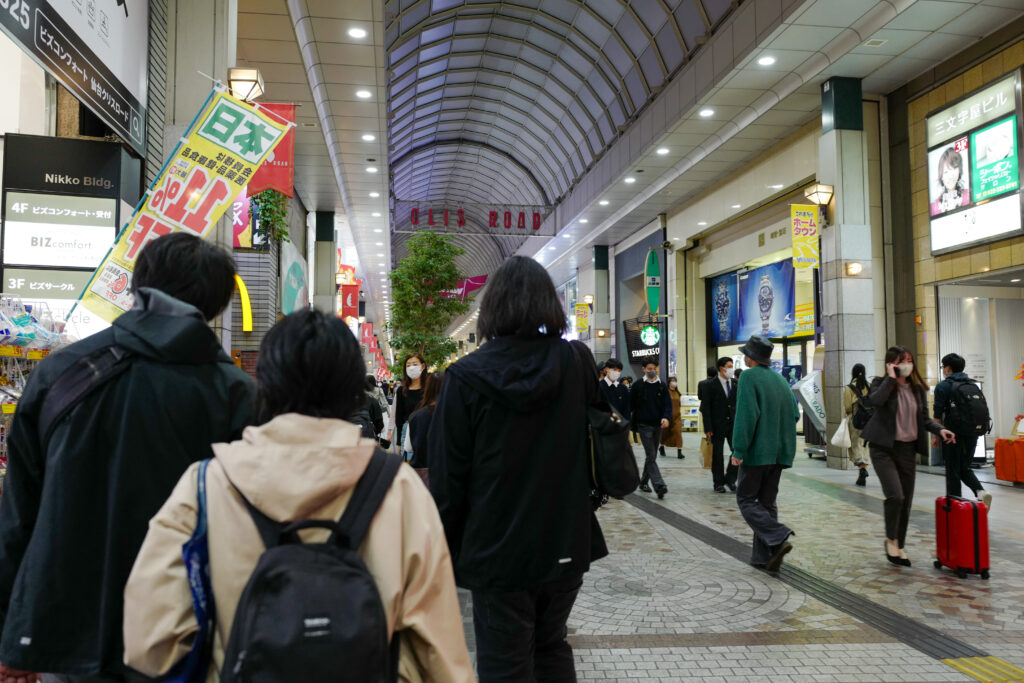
[429,256,607,682]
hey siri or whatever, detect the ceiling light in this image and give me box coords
[372,212,381,217]
[375,242,384,246]
[699,108,714,118]
[599,200,609,206]
[377,253,384,257]
[656,147,670,156]
[373,228,383,233]
[770,184,784,190]
[366,166,378,173]
[697,221,707,226]
[563,233,572,239]
[356,89,372,99]
[362,133,376,141]
[348,27,368,39]
[731,204,742,209]
[369,191,380,198]
[227,66,264,102]
[379,271,385,274]
[757,56,776,66]
[1012,278,1021,283]
[673,237,681,241]
[579,218,589,223]
[845,262,863,276]
[804,183,833,205]
[548,246,556,251]
[624,177,636,184]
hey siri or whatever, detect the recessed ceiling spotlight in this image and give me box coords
[372,212,381,217]
[579,218,589,223]
[699,108,714,117]
[599,200,609,206]
[769,184,784,190]
[369,191,380,198]
[373,228,383,233]
[348,27,368,39]
[731,204,741,209]
[356,89,372,99]
[377,253,384,257]
[698,221,707,226]
[656,147,670,155]
[378,271,386,274]
[757,56,776,66]
[366,166,378,173]
[548,246,556,251]
[375,242,384,246]
[362,133,376,141]
[673,237,681,241]
[624,176,636,184]
[1012,278,1022,283]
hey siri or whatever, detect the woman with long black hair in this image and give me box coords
[389,352,427,460]
[860,346,956,567]
[843,364,871,486]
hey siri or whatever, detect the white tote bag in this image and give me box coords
[830,417,852,449]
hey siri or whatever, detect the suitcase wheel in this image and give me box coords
[934,560,943,570]
[981,569,990,580]
[956,568,968,579]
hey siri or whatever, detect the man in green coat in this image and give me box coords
[730,336,799,572]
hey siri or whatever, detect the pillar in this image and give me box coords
[593,246,611,362]
[312,211,336,313]
[819,77,875,470]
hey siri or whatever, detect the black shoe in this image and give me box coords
[639,483,652,493]
[751,562,767,569]
[856,469,868,487]
[765,541,793,572]
[659,446,666,457]
[726,483,736,492]
[885,543,903,567]
[656,485,668,499]
[714,485,726,493]
[677,450,685,459]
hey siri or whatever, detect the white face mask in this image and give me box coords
[608,370,621,382]
[897,363,914,378]
[669,381,678,389]
[406,365,423,380]
[724,368,735,379]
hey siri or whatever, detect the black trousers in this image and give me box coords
[870,441,917,548]
[472,574,584,682]
[943,433,983,498]
[711,434,736,488]
[735,464,792,565]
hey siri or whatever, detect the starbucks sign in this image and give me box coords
[640,325,660,346]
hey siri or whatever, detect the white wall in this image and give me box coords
[0,31,51,189]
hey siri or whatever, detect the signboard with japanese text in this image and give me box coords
[574,303,590,335]
[4,267,92,299]
[790,204,820,268]
[926,70,1024,254]
[248,103,295,197]
[3,192,116,268]
[0,0,149,154]
[77,89,293,323]
[232,190,253,248]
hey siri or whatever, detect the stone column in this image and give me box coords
[312,211,337,313]
[593,246,611,363]
[819,77,875,470]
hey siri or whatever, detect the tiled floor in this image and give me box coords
[460,434,1024,681]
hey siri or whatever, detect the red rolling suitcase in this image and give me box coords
[934,496,989,579]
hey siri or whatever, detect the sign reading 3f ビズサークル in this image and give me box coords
[77,90,293,323]
[645,250,661,316]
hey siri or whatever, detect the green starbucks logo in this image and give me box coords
[640,325,660,346]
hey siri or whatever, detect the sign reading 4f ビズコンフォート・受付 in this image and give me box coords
[0,0,149,154]
[926,70,1024,254]
[76,89,293,324]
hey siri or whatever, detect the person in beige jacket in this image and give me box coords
[122,310,474,683]
[843,363,872,487]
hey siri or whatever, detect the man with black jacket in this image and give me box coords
[599,358,630,422]
[630,359,672,499]
[0,234,254,682]
[701,357,739,493]
[933,353,991,508]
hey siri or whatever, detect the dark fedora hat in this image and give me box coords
[738,335,773,365]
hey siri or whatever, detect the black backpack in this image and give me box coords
[947,379,992,437]
[221,449,402,683]
[349,409,377,439]
[848,383,873,430]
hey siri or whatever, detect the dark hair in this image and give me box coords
[477,256,568,340]
[604,358,623,370]
[941,353,966,374]
[937,147,965,194]
[706,367,717,378]
[850,363,868,393]
[716,356,733,369]
[884,345,926,389]
[133,233,236,321]
[418,371,445,410]
[364,375,378,391]
[401,353,427,394]
[642,359,659,369]
[256,310,365,424]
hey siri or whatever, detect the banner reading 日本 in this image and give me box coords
[78,89,293,322]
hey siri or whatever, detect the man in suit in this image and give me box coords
[599,358,631,423]
[701,357,738,493]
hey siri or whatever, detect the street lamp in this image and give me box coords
[228,67,264,102]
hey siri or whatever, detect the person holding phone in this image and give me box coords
[860,346,956,567]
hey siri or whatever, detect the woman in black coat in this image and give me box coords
[860,346,955,567]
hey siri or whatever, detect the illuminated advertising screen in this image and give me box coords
[926,72,1024,254]
[2,192,117,268]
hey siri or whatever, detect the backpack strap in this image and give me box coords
[334,448,402,549]
[38,345,134,450]
[238,490,290,550]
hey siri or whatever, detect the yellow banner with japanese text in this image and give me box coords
[790,204,821,269]
[575,303,590,335]
[78,89,293,322]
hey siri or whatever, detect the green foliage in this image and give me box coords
[251,189,290,245]
[387,231,469,369]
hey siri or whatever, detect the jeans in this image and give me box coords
[711,434,737,488]
[870,441,917,547]
[637,424,666,489]
[943,433,983,498]
[472,574,584,682]
[736,464,791,565]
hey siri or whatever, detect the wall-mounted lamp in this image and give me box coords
[804,183,834,206]
[596,329,608,338]
[845,261,863,276]
[583,294,594,305]
[227,66,264,102]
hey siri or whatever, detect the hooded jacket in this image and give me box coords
[427,335,608,593]
[123,414,473,683]
[0,288,254,676]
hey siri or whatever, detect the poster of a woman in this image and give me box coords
[928,141,971,217]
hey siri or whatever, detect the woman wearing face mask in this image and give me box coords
[660,376,685,459]
[390,353,427,460]
[860,347,956,567]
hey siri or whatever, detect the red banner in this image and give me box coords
[231,190,253,248]
[340,284,359,319]
[361,322,374,345]
[442,274,488,301]
[248,103,295,197]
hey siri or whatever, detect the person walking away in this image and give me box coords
[860,346,955,566]
[123,310,472,682]
[730,337,799,572]
[390,354,426,460]
[0,234,255,683]
[408,371,444,487]
[933,353,992,509]
[660,377,685,459]
[701,357,738,493]
[428,256,607,683]
[367,375,391,435]
[630,359,672,499]
[844,364,872,486]
[599,358,631,426]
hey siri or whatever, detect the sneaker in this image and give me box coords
[639,483,652,493]
[726,483,736,492]
[979,490,992,510]
[656,485,668,499]
[714,485,727,493]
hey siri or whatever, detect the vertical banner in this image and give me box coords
[790,204,821,268]
[247,103,296,197]
[644,250,661,315]
[78,89,293,322]
[574,303,590,335]
[279,239,309,314]
[232,189,253,248]
[340,284,359,320]
[709,272,739,344]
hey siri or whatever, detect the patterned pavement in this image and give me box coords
[459,434,1024,681]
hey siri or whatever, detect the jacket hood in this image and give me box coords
[212,413,376,521]
[447,335,569,411]
[944,372,970,381]
[112,288,229,364]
